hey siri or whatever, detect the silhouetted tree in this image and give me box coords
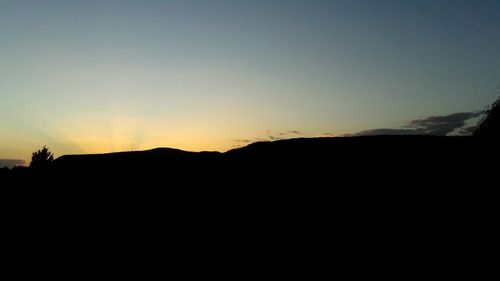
[30,146,54,169]
[474,95,500,138]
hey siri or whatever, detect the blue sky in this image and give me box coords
[1,0,499,162]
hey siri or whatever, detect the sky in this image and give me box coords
[1,0,499,164]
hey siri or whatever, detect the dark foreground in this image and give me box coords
[2,136,497,256]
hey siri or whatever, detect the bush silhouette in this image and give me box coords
[30,146,54,169]
[474,95,500,138]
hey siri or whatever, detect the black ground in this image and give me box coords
[2,135,497,255]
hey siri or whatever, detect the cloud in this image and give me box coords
[455,126,476,136]
[405,112,483,135]
[0,159,26,169]
[268,135,283,141]
[265,130,280,140]
[234,139,252,144]
[264,129,302,141]
[350,128,417,136]
[233,129,304,148]
[319,133,336,137]
[351,112,483,136]
[251,129,303,138]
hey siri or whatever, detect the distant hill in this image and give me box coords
[53,135,477,165]
[22,135,493,188]
[54,147,220,170]
[2,135,497,252]
[4,93,499,254]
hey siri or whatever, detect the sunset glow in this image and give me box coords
[1,0,499,164]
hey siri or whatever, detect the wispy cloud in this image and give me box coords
[319,133,336,137]
[405,112,483,135]
[0,159,26,169]
[234,129,304,147]
[268,135,284,141]
[351,112,483,136]
[349,128,416,136]
[234,139,252,144]
[456,126,476,136]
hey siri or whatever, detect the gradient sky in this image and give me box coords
[1,0,499,162]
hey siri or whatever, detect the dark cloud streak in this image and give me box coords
[406,112,482,135]
[352,112,483,136]
[233,129,304,147]
[234,139,252,144]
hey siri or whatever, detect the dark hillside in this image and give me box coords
[2,135,497,254]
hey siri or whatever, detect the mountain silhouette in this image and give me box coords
[2,134,497,257]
